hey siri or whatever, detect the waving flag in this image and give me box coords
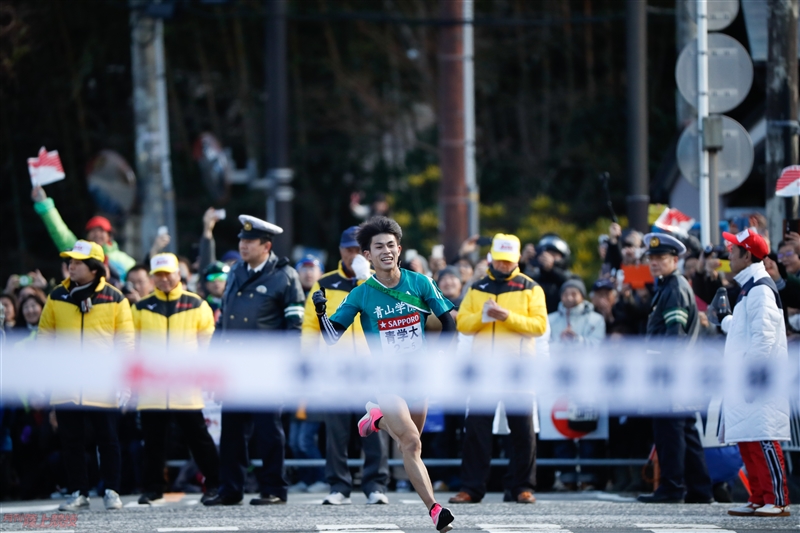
[28,146,65,187]
[654,207,695,237]
[776,165,800,197]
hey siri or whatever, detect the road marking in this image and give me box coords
[124,501,165,508]
[595,492,637,502]
[317,526,402,533]
[156,526,239,533]
[401,499,424,505]
[2,530,74,533]
[636,527,721,530]
[0,504,59,513]
[478,525,565,533]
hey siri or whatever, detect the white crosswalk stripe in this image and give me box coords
[478,525,566,533]
[636,525,734,533]
[156,528,239,532]
[316,525,403,533]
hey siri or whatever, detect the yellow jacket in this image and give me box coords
[301,262,370,356]
[38,277,134,407]
[457,267,547,356]
[131,286,215,410]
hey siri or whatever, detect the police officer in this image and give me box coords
[637,233,713,504]
[203,215,305,506]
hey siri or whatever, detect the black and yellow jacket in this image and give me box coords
[457,267,547,357]
[301,262,369,356]
[38,277,134,407]
[132,286,215,410]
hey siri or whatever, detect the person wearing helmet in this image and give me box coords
[521,234,580,313]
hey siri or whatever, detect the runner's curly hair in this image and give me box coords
[356,216,403,251]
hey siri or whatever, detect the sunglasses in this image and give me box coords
[621,242,636,248]
[206,273,228,282]
[778,251,797,260]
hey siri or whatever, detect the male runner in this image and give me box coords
[312,216,457,532]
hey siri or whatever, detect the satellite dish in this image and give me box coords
[676,116,754,194]
[193,132,231,202]
[675,33,753,114]
[86,150,137,216]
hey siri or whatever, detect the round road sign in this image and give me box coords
[676,115,754,194]
[675,32,753,114]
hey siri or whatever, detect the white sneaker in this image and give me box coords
[104,489,123,510]
[367,491,389,504]
[306,481,330,493]
[754,503,790,517]
[323,492,352,505]
[59,491,90,511]
[288,481,308,493]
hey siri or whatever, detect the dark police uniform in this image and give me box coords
[206,215,305,506]
[639,233,712,504]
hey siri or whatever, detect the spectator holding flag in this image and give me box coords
[31,186,136,279]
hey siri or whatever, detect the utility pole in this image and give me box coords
[625,0,649,233]
[130,1,177,257]
[265,0,293,256]
[438,0,469,260]
[696,0,711,246]
[463,0,479,240]
[765,0,799,242]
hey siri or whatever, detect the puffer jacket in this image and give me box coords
[132,286,215,410]
[457,267,548,356]
[721,262,790,443]
[301,262,370,356]
[38,277,134,407]
[548,301,606,347]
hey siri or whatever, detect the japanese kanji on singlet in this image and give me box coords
[330,269,454,356]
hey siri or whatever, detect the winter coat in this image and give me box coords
[548,301,606,347]
[38,277,134,407]
[457,267,547,357]
[721,262,790,443]
[131,285,215,410]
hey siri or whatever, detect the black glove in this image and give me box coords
[312,288,327,316]
[706,287,731,326]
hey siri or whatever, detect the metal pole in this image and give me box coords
[709,150,719,245]
[130,3,177,257]
[265,0,293,256]
[463,0,479,239]
[696,0,710,246]
[438,0,469,260]
[766,0,800,241]
[625,0,649,233]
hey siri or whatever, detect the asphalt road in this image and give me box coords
[1,492,797,533]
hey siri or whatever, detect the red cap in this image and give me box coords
[85,216,112,233]
[722,228,769,259]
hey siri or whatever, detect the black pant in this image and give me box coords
[219,409,287,500]
[652,416,712,499]
[460,409,536,500]
[141,410,220,494]
[55,406,121,496]
[324,412,389,497]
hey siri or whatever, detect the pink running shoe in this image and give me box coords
[358,401,383,437]
[430,503,454,532]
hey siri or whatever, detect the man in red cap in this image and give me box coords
[32,186,136,278]
[710,228,792,517]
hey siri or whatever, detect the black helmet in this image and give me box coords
[203,261,230,282]
[537,234,571,262]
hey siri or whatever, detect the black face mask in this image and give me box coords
[489,264,514,281]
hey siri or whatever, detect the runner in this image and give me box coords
[312,216,457,532]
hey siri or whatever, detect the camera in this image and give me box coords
[18,275,33,287]
[703,245,728,260]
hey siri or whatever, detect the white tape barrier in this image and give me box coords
[1,336,798,413]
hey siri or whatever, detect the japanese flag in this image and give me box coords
[654,207,695,237]
[28,146,65,187]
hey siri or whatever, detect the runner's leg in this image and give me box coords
[376,394,435,509]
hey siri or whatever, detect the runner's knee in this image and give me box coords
[399,434,422,457]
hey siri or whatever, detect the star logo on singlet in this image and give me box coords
[379,321,387,329]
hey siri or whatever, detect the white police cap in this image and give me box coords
[238,215,284,239]
[643,232,687,256]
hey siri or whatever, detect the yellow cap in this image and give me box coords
[490,233,521,263]
[150,253,180,275]
[60,240,105,262]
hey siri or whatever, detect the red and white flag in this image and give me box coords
[28,146,65,187]
[654,207,695,237]
[776,165,800,197]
